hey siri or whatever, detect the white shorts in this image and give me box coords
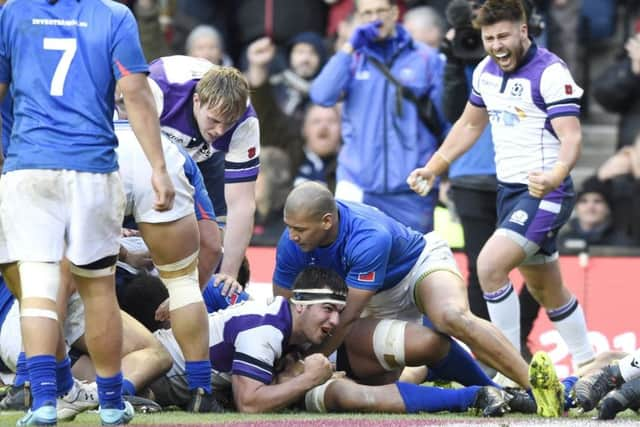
[0,170,125,265]
[117,135,194,224]
[151,328,229,406]
[361,231,461,323]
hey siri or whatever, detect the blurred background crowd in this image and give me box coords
[115,0,640,254]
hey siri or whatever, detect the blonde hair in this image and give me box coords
[195,66,249,123]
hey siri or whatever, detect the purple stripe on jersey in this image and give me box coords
[208,300,292,375]
[149,59,199,139]
[232,358,272,384]
[469,92,485,107]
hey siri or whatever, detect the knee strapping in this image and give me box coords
[156,252,202,311]
[19,261,59,301]
[304,379,335,412]
[372,319,407,371]
[69,255,118,278]
[19,262,60,321]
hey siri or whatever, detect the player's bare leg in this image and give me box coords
[416,269,531,388]
[138,215,218,412]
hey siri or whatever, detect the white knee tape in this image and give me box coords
[18,261,59,301]
[372,319,407,371]
[164,269,202,311]
[69,264,115,278]
[304,379,335,413]
[21,308,58,321]
[155,251,199,272]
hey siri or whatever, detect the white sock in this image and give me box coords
[618,349,640,382]
[548,296,594,366]
[484,282,521,352]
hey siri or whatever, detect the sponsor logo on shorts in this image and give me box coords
[509,210,528,226]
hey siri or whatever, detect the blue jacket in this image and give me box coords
[448,65,496,181]
[311,25,448,194]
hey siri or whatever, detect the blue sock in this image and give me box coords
[562,376,578,410]
[96,372,124,410]
[396,381,481,413]
[122,378,136,396]
[26,354,57,410]
[426,338,499,387]
[185,360,212,393]
[14,351,28,387]
[56,356,73,396]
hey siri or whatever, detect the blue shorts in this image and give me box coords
[198,151,226,226]
[496,178,575,256]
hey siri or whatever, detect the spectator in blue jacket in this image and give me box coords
[310,0,448,233]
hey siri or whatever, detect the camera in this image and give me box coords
[444,0,545,64]
[444,0,485,63]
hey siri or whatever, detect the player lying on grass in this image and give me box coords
[122,266,510,416]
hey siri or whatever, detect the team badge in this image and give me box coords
[510,82,524,97]
[565,84,573,95]
[509,210,528,226]
[248,147,256,158]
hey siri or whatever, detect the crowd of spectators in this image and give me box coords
[117,0,639,251]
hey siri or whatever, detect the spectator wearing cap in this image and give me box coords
[247,32,327,147]
[558,177,635,253]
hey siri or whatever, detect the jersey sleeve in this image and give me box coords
[540,62,583,120]
[273,231,305,290]
[224,113,261,184]
[232,325,283,384]
[469,57,491,108]
[345,229,391,292]
[111,7,149,80]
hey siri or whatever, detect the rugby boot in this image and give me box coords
[470,386,510,417]
[185,387,224,413]
[57,379,98,421]
[529,351,564,417]
[573,363,622,412]
[16,404,56,426]
[99,400,134,426]
[597,376,640,420]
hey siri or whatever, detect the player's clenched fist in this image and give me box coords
[407,168,435,196]
[303,353,333,386]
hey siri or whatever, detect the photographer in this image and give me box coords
[441,0,541,362]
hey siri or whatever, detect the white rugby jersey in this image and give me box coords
[469,44,582,184]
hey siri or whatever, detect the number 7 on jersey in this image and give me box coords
[43,38,77,96]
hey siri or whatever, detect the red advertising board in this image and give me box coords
[246,247,640,375]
